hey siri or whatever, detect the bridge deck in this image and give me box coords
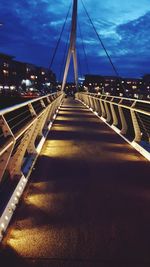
[0,98,150,266]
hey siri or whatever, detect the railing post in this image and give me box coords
[96,99,101,116]
[0,144,14,183]
[92,97,97,111]
[118,106,128,135]
[104,102,111,123]
[130,109,141,143]
[0,116,16,181]
[110,103,118,126]
[89,95,93,109]
[100,100,106,118]
[27,112,49,154]
[7,124,36,179]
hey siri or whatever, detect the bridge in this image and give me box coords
[0,0,150,266]
[0,91,149,266]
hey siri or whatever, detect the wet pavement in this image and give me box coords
[0,98,150,267]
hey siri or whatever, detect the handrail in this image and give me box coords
[76,92,150,161]
[0,91,65,241]
[85,92,150,104]
[0,92,59,115]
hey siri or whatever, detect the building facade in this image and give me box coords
[0,53,56,93]
[83,74,150,99]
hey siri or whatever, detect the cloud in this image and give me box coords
[117,12,150,55]
[81,0,150,25]
[78,9,150,76]
[0,0,150,80]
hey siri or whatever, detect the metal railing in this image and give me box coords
[0,91,64,240]
[76,92,150,160]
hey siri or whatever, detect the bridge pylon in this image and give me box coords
[62,0,78,91]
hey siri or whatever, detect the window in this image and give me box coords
[3,70,9,75]
[3,62,9,68]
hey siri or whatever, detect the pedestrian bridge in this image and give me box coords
[0,92,150,266]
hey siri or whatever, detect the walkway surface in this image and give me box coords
[0,98,150,267]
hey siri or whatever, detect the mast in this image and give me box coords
[62,0,78,91]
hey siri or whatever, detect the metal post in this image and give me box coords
[62,0,78,91]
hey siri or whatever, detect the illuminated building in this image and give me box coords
[83,74,150,99]
[0,53,56,93]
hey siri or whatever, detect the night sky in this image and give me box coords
[0,0,150,81]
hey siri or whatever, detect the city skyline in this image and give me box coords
[0,0,150,81]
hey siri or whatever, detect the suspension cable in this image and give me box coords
[81,0,119,77]
[81,0,127,94]
[78,22,90,75]
[58,26,71,82]
[77,48,83,79]
[48,2,72,70]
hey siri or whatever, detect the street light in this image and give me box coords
[0,22,3,27]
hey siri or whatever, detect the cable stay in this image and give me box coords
[48,2,72,70]
[78,22,90,76]
[58,27,71,82]
[77,48,83,80]
[81,0,126,95]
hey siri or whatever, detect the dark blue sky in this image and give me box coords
[0,0,150,81]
